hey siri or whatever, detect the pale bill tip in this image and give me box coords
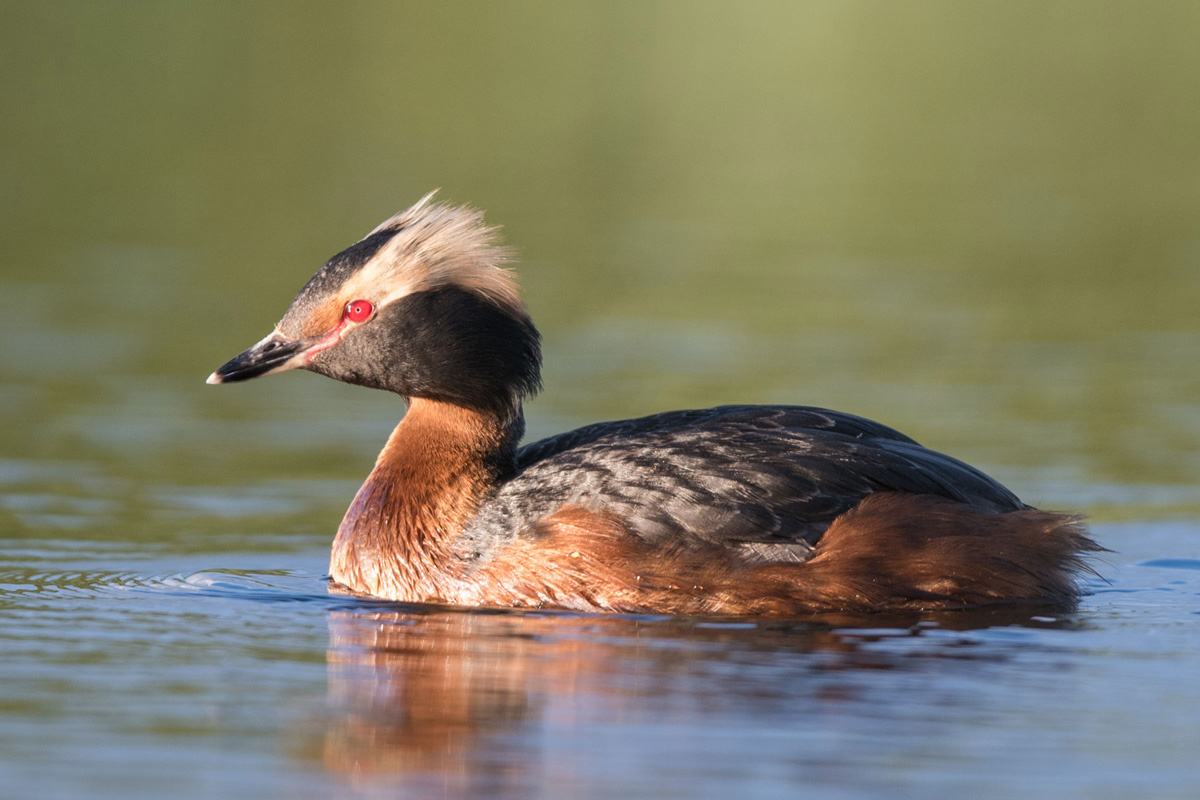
[205,371,224,385]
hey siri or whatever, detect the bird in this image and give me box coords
[208,193,1100,616]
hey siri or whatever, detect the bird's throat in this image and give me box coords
[328,398,519,601]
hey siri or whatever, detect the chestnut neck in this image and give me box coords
[329,397,523,600]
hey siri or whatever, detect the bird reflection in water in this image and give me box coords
[311,605,1076,796]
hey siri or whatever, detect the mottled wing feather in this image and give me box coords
[514,404,919,468]
[463,405,1023,558]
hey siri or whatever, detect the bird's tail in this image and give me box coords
[748,492,1103,613]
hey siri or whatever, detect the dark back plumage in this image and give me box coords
[458,405,1024,564]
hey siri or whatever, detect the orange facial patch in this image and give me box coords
[297,296,353,338]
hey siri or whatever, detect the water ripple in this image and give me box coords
[0,568,148,597]
[0,566,324,603]
[1138,558,1200,571]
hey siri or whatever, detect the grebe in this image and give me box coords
[208,194,1099,615]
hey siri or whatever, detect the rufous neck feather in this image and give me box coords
[328,399,515,601]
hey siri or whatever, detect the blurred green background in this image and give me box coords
[3,1,1200,533]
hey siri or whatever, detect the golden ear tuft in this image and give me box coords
[347,193,523,316]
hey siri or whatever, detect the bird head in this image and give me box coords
[207,193,542,418]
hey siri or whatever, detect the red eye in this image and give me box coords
[345,300,374,323]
